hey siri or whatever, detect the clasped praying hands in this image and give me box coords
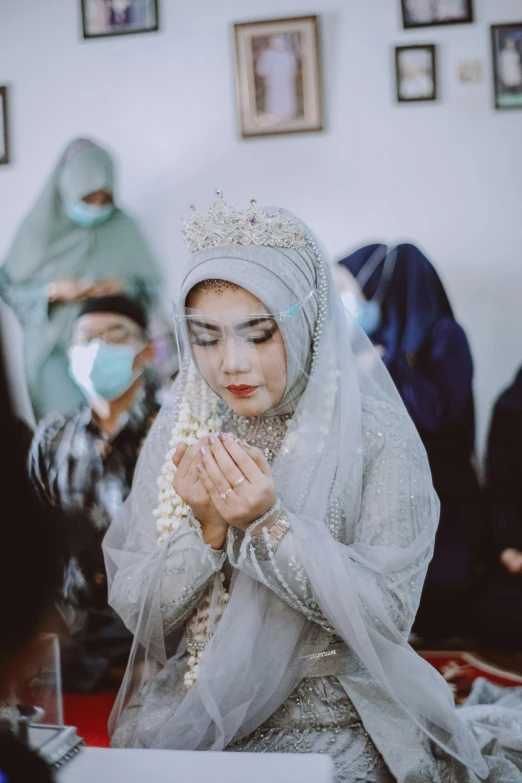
[172,432,277,550]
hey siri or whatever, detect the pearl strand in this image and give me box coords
[154,363,223,544]
[184,573,229,688]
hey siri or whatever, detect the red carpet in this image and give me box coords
[63,690,117,747]
[420,651,522,704]
[63,653,522,747]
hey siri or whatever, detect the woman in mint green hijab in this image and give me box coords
[0,138,160,420]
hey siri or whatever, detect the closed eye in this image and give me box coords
[236,318,278,345]
[245,327,277,344]
[188,320,222,347]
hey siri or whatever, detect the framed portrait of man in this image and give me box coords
[234,16,323,138]
[401,0,473,29]
[0,87,10,166]
[81,0,159,39]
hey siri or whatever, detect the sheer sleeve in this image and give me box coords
[159,517,225,634]
[227,525,335,633]
[228,400,431,641]
[109,511,225,638]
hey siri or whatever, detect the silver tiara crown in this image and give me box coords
[182,190,308,253]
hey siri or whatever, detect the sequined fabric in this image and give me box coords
[227,677,393,783]
[110,396,522,782]
[111,654,392,782]
[220,404,291,463]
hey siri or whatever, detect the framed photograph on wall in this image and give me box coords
[234,15,323,138]
[0,87,10,166]
[491,23,522,110]
[81,0,159,39]
[395,45,437,102]
[401,0,473,29]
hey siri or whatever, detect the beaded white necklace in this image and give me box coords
[153,363,222,545]
[154,364,227,687]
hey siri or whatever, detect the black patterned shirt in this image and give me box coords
[28,385,160,626]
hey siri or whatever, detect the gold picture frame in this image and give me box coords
[234,15,323,138]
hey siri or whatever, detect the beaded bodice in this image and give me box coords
[219,403,292,465]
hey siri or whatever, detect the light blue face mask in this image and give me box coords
[66,201,114,228]
[69,340,144,402]
[341,291,382,337]
[356,299,382,337]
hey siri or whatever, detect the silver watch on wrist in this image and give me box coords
[266,512,291,546]
[252,510,290,550]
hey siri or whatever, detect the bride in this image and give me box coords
[104,193,522,782]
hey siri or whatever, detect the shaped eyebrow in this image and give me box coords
[234,317,274,331]
[188,319,222,332]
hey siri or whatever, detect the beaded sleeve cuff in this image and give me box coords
[235,501,291,564]
[188,514,227,570]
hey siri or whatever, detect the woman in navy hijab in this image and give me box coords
[338,243,485,637]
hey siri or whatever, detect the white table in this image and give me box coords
[58,747,334,783]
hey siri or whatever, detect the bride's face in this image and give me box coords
[186,285,288,417]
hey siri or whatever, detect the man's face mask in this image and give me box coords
[69,340,144,402]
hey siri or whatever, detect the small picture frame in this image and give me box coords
[401,0,473,29]
[81,0,159,40]
[491,23,522,110]
[0,86,10,166]
[395,45,437,102]
[234,15,323,138]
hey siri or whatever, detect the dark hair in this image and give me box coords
[77,295,148,331]
[0,342,65,676]
[0,337,67,781]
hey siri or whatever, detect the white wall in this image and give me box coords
[0,0,520,451]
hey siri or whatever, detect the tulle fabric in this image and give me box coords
[103,212,488,778]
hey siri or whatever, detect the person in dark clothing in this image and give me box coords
[338,243,485,636]
[474,368,522,647]
[0,330,65,782]
[29,296,160,692]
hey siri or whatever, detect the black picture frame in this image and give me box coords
[401,0,473,29]
[491,23,522,110]
[395,45,437,103]
[81,0,159,40]
[0,86,10,166]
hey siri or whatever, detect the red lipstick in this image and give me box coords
[226,385,259,398]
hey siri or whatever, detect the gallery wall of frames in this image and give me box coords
[0,0,521,164]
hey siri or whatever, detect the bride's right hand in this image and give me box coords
[172,439,228,550]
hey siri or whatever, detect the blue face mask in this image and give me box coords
[356,300,382,337]
[341,291,381,337]
[69,340,144,402]
[66,202,114,228]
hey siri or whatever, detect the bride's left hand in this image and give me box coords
[196,433,277,531]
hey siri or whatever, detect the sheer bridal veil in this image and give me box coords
[104,201,488,778]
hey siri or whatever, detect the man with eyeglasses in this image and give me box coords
[29,296,160,692]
